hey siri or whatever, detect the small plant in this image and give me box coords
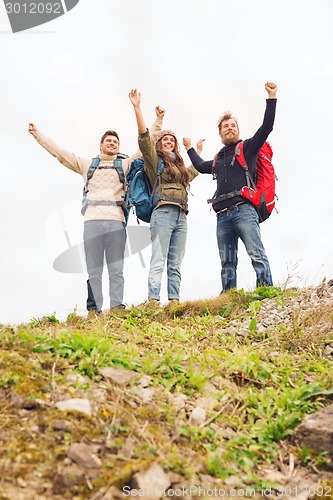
[30,313,59,326]
[0,375,20,387]
[205,451,237,479]
[66,307,84,325]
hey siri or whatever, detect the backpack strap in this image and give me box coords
[156,156,165,176]
[207,142,254,205]
[212,153,219,180]
[208,142,265,206]
[82,157,100,214]
[86,157,100,181]
[151,157,165,195]
[86,156,126,183]
[158,195,188,207]
[234,141,256,198]
[113,159,125,189]
[208,146,242,205]
[207,190,241,204]
[234,141,247,169]
[82,157,127,216]
[84,200,125,207]
[153,157,188,209]
[116,152,129,160]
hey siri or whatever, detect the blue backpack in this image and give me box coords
[125,157,165,223]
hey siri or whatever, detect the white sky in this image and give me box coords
[1,0,332,324]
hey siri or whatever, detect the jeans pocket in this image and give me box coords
[155,206,172,214]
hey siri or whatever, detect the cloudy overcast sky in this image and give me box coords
[1,0,332,324]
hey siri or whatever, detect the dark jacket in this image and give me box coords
[187,98,277,212]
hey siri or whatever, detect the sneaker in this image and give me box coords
[110,304,126,310]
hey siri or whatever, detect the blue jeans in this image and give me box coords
[216,203,273,291]
[148,205,187,300]
[83,220,127,311]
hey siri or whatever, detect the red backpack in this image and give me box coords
[210,141,277,222]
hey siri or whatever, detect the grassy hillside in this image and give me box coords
[1,286,333,498]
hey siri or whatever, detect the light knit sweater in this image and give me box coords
[31,117,163,222]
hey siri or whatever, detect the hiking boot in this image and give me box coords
[147,299,161,308]
[108,304,127,312]
[87,309,101,320]
[137,299,161,310]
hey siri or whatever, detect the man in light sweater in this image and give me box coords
[28,108,164,313]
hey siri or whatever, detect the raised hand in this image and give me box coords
[265,82,277,98]
[28,122,37,134]
[182,137,192,151]
[129,88,141,107]
[155,105,165,119]
[196,138,205,155]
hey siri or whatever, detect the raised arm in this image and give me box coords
[128,89,158,181]
[28,122,84,174]
[182,137,212,174]
[150,105,165,142]
[245,82,278,155]
[129,89,146,133]
[129,88,164,139]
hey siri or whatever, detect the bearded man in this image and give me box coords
[183,82,277,291]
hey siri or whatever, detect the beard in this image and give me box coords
[221,131,240,146]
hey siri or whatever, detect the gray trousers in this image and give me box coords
[83,220,127,311]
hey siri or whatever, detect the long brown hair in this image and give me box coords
[155,137,190,186]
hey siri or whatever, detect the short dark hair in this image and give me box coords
[100,130,119,143]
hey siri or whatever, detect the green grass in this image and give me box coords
[0,286,332,496]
